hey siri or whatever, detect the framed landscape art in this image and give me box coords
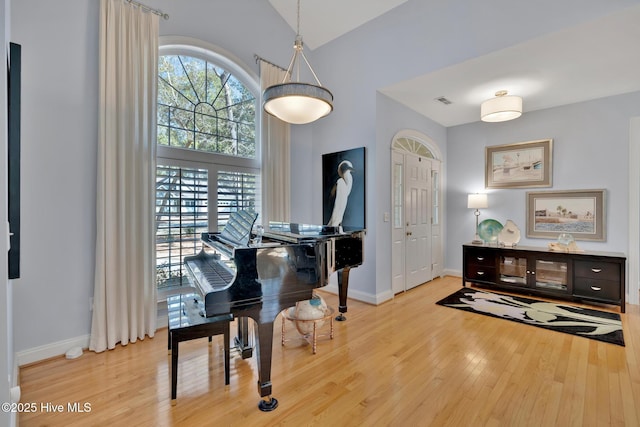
[526,189,606,241]
[485,139,552,189]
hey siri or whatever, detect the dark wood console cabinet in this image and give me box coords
[463,244,626,312]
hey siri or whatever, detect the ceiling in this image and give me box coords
[269,0,408,50]
[270,1,640,127]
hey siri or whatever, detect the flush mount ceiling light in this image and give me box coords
[263,0,333,125]
[481,90,522,122]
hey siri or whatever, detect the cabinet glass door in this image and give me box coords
[534,260,568,291]
[499,256,527,286]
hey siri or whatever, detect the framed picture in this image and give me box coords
[485,139,553,189]
[8,42,21,279]
[322,147,366,230]
[526,189,606,241]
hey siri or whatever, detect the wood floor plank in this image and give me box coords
[18,276,640,426]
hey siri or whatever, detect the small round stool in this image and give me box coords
[281,306,335,354]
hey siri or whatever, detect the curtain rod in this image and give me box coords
[254,54,287,72]
[125,0,169,20]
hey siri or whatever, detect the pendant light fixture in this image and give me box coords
[481,90,522,122]
[263,0,333,125]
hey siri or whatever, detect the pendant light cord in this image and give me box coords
[296,0,301,36]
[278,0,324,86]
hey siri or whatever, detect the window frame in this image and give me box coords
[156,156,261,233]
[155,38,262,292]
[158,36,262,232]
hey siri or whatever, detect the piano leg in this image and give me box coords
[336,267,351,321]
[254,320,279,412]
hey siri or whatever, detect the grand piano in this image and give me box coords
[183,211,364,411]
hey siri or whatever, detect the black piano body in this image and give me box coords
[183,217,364,411]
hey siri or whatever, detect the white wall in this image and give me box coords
[375,93,447,299]
[11,0,99,356]
[446,92,640,271]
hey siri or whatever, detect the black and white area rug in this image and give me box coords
[436,287,624,346]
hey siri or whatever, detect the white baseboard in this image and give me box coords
[444,268,462,278]
[16,334,90,367]
[321,284,393,306]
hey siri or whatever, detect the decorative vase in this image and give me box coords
[498,219,521,247]
[557,233,575,246]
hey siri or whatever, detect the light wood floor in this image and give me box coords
[19,276,640,426]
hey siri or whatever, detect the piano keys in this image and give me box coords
[183,212,364,411]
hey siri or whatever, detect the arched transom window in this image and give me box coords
[158,55,256,158]
[392,136,435,159]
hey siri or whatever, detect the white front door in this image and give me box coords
[404,154,431,289]
[391,132,443,295]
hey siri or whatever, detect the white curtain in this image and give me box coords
[259,61,291,224]
[90,0,159,352]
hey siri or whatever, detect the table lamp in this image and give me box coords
[468,193,488,244]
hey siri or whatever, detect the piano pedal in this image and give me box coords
[258,396,278,412]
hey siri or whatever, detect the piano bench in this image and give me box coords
[167,293,233,404]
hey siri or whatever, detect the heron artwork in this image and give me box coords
[327,160,354,227]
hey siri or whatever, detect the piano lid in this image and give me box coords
[264,221,364,243]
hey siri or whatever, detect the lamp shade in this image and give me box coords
[481,92,522,122]
[468,193,488,209]
[263,83,333,125]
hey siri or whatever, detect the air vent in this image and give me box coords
[434,96,452,105]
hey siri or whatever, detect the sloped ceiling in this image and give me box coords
[268,0,408,50]
[270,2,640,127]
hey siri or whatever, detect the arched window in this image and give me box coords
[155,39,260,290]
[392,130,440,159]
[157,55,256,157]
